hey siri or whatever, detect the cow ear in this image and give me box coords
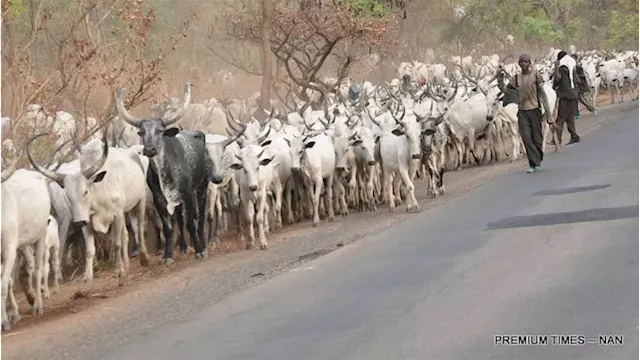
[351,139,363,146]
[260,156,273,166]
[304,141,316,149]
[230,163,242,170]
[374,135,380,144]
[93,171,107,183]
[261,140,272,147]
[164,127,180,137]
[391,128,404,136]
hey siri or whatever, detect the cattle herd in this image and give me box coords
[1,46,638,331]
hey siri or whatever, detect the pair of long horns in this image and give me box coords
[27,133,109,186]
[116,83,192,127]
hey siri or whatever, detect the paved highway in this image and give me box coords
[101,109,639,360]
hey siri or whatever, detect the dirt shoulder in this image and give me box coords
[1,101,637,360]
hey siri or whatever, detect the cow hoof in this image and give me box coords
[2,322,10,332]
[130,250,140,258]
[163,258,174,266]
[259,243,268,250]
[8,311,20,324]
[195,252,207,260]
[328,215,335,222]
[312,220,319,227]
[25,292,35,307]
[31,305,44,316]
[341,210,349,217]
[246,243,254,250]
[139,253,150,266]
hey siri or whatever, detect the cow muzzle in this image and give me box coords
[367,160,376,166]
[211,174,223,184]
[411,153,422,159]
[249,184,258,192]
[143,146,157,157]
[292,166,301,173]
[73,220,88,228]
[336,166,346,172]
[486,115,494,121]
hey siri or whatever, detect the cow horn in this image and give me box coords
[1,147,23,183]
[27,133,66,186]
[222,124,246,149]
[115,88,142,127]
[162,83,192,126]
[366,106,381,127]
[226,108,244,134]
[391,104,406,126]
[257,125,272,144]
[81,135,109,179]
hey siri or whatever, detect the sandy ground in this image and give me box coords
[0,96,637,358]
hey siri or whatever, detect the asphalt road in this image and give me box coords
[99,109,639,360]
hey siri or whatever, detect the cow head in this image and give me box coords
[286,135,316,172]
[28,134,109,225]
[115,83,192,157]
[350,129,376,166]
[230,144,273,192]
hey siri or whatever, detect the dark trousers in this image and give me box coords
[518,108,544,168]
[556,98,580,143]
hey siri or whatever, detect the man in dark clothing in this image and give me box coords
[507,53,552,173]
[571,54,597,119]
[553,51,581,145]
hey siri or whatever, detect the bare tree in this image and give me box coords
[1,0,193,166]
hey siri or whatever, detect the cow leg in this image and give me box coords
[51,242,61,294]
[399,167,419,212]
[257,191,269,250]
[121,220,130,272]
[284,178,295,225]
[43,243,51,299]
[6,277,20,325]
[334,178,349,217]
[272,180,283,231]
[311,177,323,227]
[81,225,97,281]
[113,215,126,283]
[326,174,335,222]
[18,247,35,306]
[244,199,256,250]
[174,205,188,253]
[385,171,395,212]
[32,237,45,316]
[206,184,216,245]
[184,192,206,260]
[126,216,139,258]
[196,186,208,256]
[366,166,377,211]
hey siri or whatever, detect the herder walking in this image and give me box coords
[507,53,552,174]
[553,51,581,145]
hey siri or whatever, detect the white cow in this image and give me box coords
[377,105,422,213]
[28,136,149,282]
[2,163,50,330]
[230,144,277,250]
[287,132,336,227]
